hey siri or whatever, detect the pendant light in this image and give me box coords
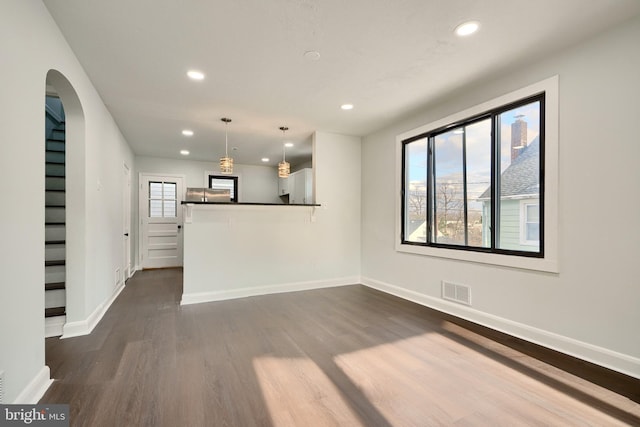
[278,126,290,178]
[219,117,233,174]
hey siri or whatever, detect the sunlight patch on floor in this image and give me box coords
[253,356,364,426]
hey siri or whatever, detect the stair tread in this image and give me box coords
[45,240,65,245]
[45,282,65,290]
[45,205,65,209]
[45,175,65,178]
[45,307,66,318]
[45,260,66,267]
[45,222,65,225]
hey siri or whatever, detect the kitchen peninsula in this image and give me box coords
[178,132,362,308]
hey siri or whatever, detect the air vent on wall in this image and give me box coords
[442,281,472,306]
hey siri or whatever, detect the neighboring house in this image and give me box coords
[478,136,540,252]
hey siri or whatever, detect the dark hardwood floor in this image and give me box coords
[41,269,640,426]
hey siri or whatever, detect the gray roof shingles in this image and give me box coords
[479,136,539,199]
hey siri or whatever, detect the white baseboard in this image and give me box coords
[61,282,125,339]
[44,315,66,338]
[13,366,53,404]
[181,276,360,305]
[361,276,640,379]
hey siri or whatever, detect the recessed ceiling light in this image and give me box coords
[341,104,354,110]
[284,142,294,148]
[304,50,321,61]
[182,129,194,136]
[180,150,190,155]
[261,157,270,162]
[455,21,480,37]
[187,70,205,80]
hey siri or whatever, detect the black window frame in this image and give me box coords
[401,92,545,258]
[208,175,239,203]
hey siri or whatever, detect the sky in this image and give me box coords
[406,100,540,207]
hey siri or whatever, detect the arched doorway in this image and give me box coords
[44,70,86,339]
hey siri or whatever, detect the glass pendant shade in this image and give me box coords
[220,156,233,174]
[220,117,233,174]
[278,160,290,178]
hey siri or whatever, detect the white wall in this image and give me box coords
[361,16,640,377]
[0,0,134,402]
[182,131,361,301]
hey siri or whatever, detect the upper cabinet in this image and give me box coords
[278,176,289,196]
[288,168,313,204]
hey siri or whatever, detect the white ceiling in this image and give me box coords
[43,0,639,167]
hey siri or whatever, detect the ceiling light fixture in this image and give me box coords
[187,70,205,80]
[182,129,194,136]
[455,21,480,37]
[219,118,234,174]
[261,158,270,163]
[341,104,354,110]
[278,126,290,178]
[180,150,190,155]
[284,142,294,148]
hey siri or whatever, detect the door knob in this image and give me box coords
[124,233,129,236]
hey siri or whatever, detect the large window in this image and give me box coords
[402,94,544,257]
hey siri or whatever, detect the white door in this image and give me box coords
[140,174,184,269]
[123,163,132,279]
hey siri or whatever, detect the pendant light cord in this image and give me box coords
[280,126,288,162]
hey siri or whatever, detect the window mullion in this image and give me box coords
[427,137,434,244]
[491,115,499,249]
[462,128,469,246]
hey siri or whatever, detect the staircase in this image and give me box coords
[45,97,66,337]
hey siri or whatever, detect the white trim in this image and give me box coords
[519,200,540,246]
[61,281,125,339]
[361,276,640,379]
[395,75,559,273]
[45,315,66,338]
[181,276,360,305]
[13,366,53,404]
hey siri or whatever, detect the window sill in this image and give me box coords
[396,242,559,273]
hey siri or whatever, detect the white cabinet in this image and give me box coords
[278,176,289,196]
[288,168,313,204]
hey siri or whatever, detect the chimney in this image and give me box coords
[511,115,527,162]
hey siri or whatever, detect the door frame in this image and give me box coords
[123,162,131,280]
[138,173,186,269]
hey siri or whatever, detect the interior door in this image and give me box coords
[140,174,184,269]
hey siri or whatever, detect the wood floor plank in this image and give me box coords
[41,269,640,426]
